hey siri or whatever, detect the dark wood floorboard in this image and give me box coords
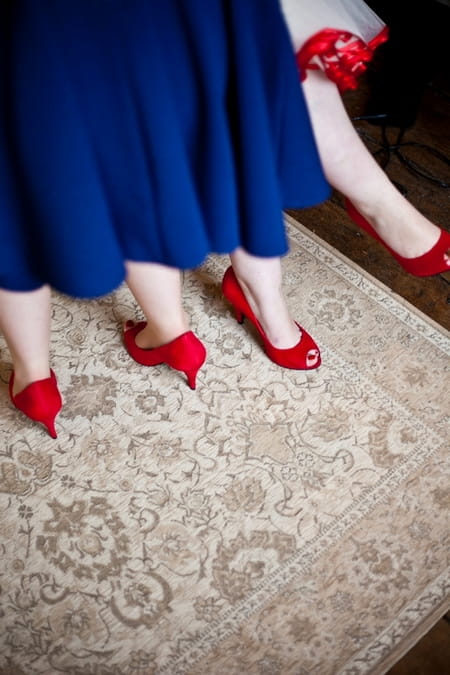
[287,62,450,674]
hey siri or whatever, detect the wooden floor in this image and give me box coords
[288,61,450,674]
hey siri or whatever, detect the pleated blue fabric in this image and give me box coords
[0,0,329,297]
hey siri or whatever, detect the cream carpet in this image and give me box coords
[1,215,449,675]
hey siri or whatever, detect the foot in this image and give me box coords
[351,196,450,263]
[222,267,321,370]
[239,282,301,348]
[231,274,302,350]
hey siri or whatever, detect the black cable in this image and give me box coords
[351,117,450,191]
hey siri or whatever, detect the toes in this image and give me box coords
[306,349,320,367]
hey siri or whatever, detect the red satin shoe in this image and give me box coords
[9,370,62,438]
[123,321,206,390]
[221,267,321,370]
[346,199,450,277]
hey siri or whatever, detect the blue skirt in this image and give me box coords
[0,0,329,298]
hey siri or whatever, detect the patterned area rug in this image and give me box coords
[1,215,449,675]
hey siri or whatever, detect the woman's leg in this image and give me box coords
[0,285,52,395]
[125,261,189,347]
[229,248,301,349]
[302,70,449,261]
[124,261,206,388]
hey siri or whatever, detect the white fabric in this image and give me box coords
[280,0,385,52]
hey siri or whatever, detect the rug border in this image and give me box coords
[372,599,450,675]
[284,212,450,349]
[286,212,450,673]
[341,571,450,674]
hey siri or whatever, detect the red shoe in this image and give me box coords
[346,199,450,277]
[9,370,62,438]
[123,321,206,389]
[221,267,321,370]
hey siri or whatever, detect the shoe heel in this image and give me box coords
[124,322,206,388]
[172,333,206,389]
[234,308,245,324]
[184,368,200,390]
[43,418,58,439]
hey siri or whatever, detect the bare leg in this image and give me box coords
[0,286,52,395]
[229,248,300,349]
[302,71,449,261]
[125,261,189,348]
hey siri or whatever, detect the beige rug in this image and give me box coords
[1,214,449,675]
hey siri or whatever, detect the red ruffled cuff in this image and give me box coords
[296,25,389,92]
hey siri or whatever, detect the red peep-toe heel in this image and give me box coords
[9,370,63,438]
[345,199,450,277]
[221,267,321,370]
[123,321,206,389]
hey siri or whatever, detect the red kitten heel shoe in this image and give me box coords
[221,267,321,370]
[346,199,450,277]
[123,321,206,390]
[9,370,63,438]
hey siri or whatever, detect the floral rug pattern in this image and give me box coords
[0,216,449,674]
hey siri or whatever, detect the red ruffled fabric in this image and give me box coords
[296,25,389,91]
